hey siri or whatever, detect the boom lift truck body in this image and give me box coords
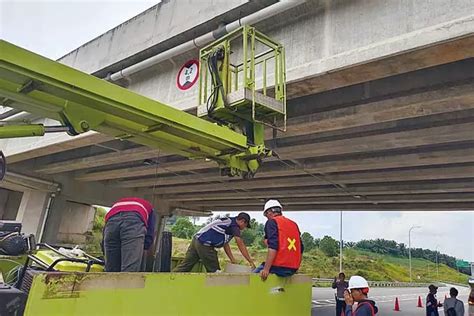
[0,26,312,315]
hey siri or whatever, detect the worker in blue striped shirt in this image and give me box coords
[173,213,256,272]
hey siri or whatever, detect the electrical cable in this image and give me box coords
[148,158,262,209]
[0,259,23,285]
[0,232,17,242]
[5,265,22,286]
[205,49,230,126]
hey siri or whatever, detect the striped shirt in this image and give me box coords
[105,197,153,226]
[196,217,240,248]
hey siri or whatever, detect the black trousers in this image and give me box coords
[104,212,146,272]
[336,299,346,316]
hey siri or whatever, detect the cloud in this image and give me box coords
[209,210,474,261]
[1,0,157,59]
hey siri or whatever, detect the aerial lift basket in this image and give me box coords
[198,25,286,140]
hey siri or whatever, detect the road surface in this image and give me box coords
[311,285,470,316]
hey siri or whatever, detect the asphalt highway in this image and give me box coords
[311,285,470,316]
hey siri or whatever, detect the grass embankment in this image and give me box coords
[172,238,469,284]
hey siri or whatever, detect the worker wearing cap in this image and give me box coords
[254,199,303,281]
[174,212,255,272]
[344,276,379,315]
[103,197,156,272]
[427,284,443,316]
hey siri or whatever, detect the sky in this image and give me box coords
[209,210,474,262]
[0,0,158,60]
[1,1,473,262]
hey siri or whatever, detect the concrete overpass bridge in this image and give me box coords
[1,0,473,244]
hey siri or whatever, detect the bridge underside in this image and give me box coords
[5,53,474,213]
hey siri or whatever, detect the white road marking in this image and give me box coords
[311,286,471,309]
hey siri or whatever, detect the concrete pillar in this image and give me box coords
[56,201,95,244]
[4,191,23,220]
[0,188,23,220]
[41,196,96,245]
[40,195,67,244]
[0,189,8,218]
[15,189,50,238]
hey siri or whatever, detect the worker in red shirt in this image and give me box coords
[103,197,156,272]
[254,199,303,281]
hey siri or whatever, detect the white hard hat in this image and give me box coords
[263,199,282,213]
[348,276,369,289]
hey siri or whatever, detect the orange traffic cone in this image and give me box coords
[394,297,400,311]
[417,296,423,308]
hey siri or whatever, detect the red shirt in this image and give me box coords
[105,197,153,226]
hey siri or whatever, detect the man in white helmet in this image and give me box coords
[344,276,378,315]
[254,199,303,281]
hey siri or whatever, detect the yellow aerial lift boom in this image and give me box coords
[0,26,285,179]
[0,27,315,316]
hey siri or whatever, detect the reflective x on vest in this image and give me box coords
[287,237,297,251]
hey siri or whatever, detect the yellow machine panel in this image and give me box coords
[34,250,104,273]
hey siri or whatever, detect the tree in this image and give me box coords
[241,228,257,245]
[320,235,339,257]
[301,232,315,251]
[84,207,107,253]
[352,238,462,272]
[344,241,356,248]
[313,238,321,248]
[241,218,264,246]
[171,217,197,239]
[92,207,106,231]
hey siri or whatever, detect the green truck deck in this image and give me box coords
[25,272,312,316]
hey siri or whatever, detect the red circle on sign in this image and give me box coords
[176,59,199,90]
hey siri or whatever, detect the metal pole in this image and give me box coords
[409,231,412,282]
[339,210,343,272]
[435,245,440,281]
[408,225,421,282]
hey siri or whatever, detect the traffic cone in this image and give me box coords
[417,296,423,308]
[394,297,400,311]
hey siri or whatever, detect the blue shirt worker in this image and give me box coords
[173,213,255,272]
[254,199,303,281]
[103,197,156,272]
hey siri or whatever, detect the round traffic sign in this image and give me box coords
[177,59,199,90]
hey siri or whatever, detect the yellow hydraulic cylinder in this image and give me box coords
[0,124,45,138]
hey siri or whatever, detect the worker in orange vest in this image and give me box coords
[254,199,303,281]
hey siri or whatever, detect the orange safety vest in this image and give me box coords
[272,216,302,269]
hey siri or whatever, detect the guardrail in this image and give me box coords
[440,280,470,288]
[312,278,445,288]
